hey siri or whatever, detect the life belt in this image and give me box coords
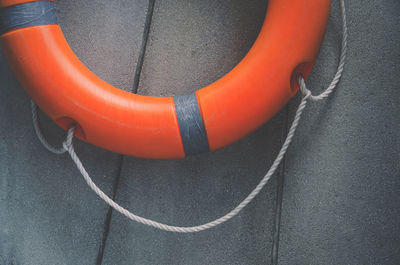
[0,0,331,159]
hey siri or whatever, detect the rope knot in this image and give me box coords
[62,141,70,151]
[298,75,312,99]
[63,125,76,151]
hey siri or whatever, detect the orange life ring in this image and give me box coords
[0,0,331,159]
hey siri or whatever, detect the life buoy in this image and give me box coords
[0,0,331,159]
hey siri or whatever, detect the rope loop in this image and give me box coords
[31,0,347,233]
[298,0,347,102]
[31,100,67,155]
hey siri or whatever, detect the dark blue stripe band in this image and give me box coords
[174,94,210,156]
[0,1,57,35]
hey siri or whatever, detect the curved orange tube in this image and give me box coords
[0,0,54,8]
[0,0,331,159]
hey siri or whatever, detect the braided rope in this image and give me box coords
[31,100,67,155]
[32,0,347,233]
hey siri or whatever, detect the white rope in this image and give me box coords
[31,100,67,154]
[299,0,347,101]
[32,0,347,233]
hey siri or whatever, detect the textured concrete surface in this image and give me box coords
[1,0,399,265]
[278,1,400,264]
[0,1,148,264]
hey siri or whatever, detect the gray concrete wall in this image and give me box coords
[0,1,399,264]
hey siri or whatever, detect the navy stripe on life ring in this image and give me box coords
[174,93,210,156]
[0,1,57,36]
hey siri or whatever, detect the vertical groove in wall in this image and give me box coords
[95,1,156,264]
[271,105,290,265]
